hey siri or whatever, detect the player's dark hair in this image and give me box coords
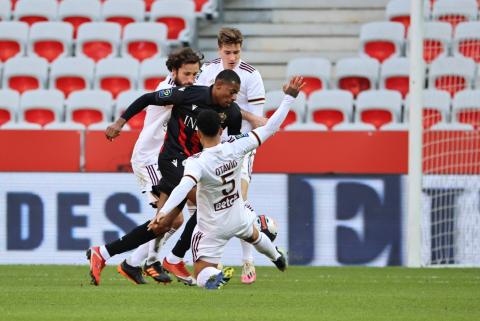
[215,69,241,85]
[218,27,243,47]
[197,110,221,137]
[166,47,204,72]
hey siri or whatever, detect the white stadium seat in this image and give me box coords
[0,0,11,21]
[19,89,64,126]
[306,90,353,129]
[28,21,73,62]
[50,57,95,97]
[405,89,451,128]
[14,0,57,26]
[452,89,480,128]
[150,0,196,45]
[286,57,331,97]
[1,121,42,129]
[284,122,328,131]
[102,0,145,29]
[453,22,480,63]
[94,57,139,98]
[139,57,169,91]
[76,22,121,62]
[432,0,478,29]
[0,21,29,62]
[359,21,405,63]
[264,90,307,127]
[356,89,403,129]
[59,0,101,37]
[44,121,86,130]
[66,89,113,127]
[331,122,376,131]
[428,56,476,96]
[122,22,168,62]
[380,57,410,98]
[0,89,20,125]
[334,57,380,98]
[407,21,452,63]
[3,56,49,93]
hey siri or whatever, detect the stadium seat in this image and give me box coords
[50,57,95,97]
[408,22,452,64]
[359,21,405,62]
[429,121,474,130]
[379,122,409,131]
[150,0,196,45]
[44,120,86,130]
[139,57,169,90]
[19,89,64,126]
[1,121,42,129]
[356,89,403,129]
[334,57,380,98]
[0,0,11,21]
[386,0,411,35]
[194,0,218,19]
[264,90,307,128]
[306,90,353,129]
[102,0,145,30]
[286,57,331,97]
[428,56,475,97]
[115,90,147,129]
[405,89,451,129]
[122,22,168,61]
[94,57,139,98]
[331,122,376,131]
[452,89,480,129]
[3,56,48,93]
[28,22,73,62]
[143,0,155,12]
[284,122,328,131]
[66,89,113,127]
[0,21,28,62]
[380,57,410,98]
[76,22,121,62]
[453,22,480,63]
[59,0,101,38]
[432,0,477,30]
[0,89,20,125]
[14,0,57,26]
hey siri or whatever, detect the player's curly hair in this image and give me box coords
[166,47,204,72]
[217,27,243,47]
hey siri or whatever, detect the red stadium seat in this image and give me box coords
[432,0,477,30]
[139,57,169,90]
[307,90,353,129]
[14,0,57,26]
[0,89,20,126]
[151,0,195,44]
[4,56,48,94]
[412,22,452,63]
[144,0,155,12]
[453,90,480,129]
[380,57,411,98]
[76,22,121,62]
[122,23,168,61]
[428,57,475,97]
[28,22,73,63]
[360,22,404,63]
[66,89,113,127]
[356,90,402,129]
[95,57,139,99]
[454,22,480,63]
[50,57,95,97]
[19,89,64,126]
[116,90,147,129]
[286,57,331,97]
[335,57,379,98]
[59,0,101,38]
[0,21,28,62]
[102,0,144,30]
[406,90,451,129]
[264,90,306,128]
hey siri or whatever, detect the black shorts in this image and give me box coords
[158,157,188,209]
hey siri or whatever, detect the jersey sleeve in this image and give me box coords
[195,64,210,86]
[159,176,196,215]
[183,157,203,184]
[245,70,266,116]
[121,87,184,121]
[230,132,262,157]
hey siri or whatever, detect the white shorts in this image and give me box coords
[241,150,255,183]
[132,162,162,204]
[191,212,256,264]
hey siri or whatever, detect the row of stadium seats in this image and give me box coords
[0,56,169,97]
[359,21,480,63]
[286,56,477,98]
[1,88,479,131]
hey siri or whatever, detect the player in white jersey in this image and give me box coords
[107,48,203,284]
[148,76,304,289]
[164,27,267,284]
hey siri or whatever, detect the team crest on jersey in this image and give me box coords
[158,88,172,98]
[218,112,227,124]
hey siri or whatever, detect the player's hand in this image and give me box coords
[105,118,126,141]
[283,76,305,98]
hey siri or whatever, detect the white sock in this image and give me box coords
[196,266,221,288]
[240,239,254,264]
[99,245,111,260]
[252,233,280,261]
[146,237,162,265]
[166,252,183,264]
[128,242,149,267]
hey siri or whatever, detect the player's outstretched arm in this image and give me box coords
[241,109,267,129]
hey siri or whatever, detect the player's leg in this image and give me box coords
[191,228,234,290]
[239,151,257,283]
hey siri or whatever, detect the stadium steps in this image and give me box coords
[197,0,389,90]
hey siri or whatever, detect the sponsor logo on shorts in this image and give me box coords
[213,191,239,211]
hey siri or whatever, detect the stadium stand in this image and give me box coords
[408,21,452,63]
[432,0,478,29]
[138,57,169,91]
[452,89,480,129]
[334,57,380,98]
[453,21,480,62]
[65,89,113,127]
[428,56,476,97]
[19,89,64,127]
[122,22,168,61]
[285,57,331,97]
[14,0,57,26]
[355,89,403,129]
[405,89,451,129]
[359,21,405,62]
[3,56,49,93]
[380,57,410,98]
[102,0,145,29]
[264,90,307,128]
[94,57,139,98]
[49,57,95,97]
[306,90,353,130]
[0,21,28,62]
[76,22,121,62]
[0,89,20,126]
[28,21,74,62]
[58,0,102,38]
[115,90,148,130]
[150,0,196,45]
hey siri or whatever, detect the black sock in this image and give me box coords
[171,212,197,258]
[105,221,157,257]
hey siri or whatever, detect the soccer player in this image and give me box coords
[148,76,305,289]
[164,27,267,284]
[111,48,203,285]
[88,70,258,286]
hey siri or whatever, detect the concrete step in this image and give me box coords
[224,0,389,9]
[223,9,386,23]
[198,36,360,52]
[199,23,363,37]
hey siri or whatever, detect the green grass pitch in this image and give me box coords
[0,265,478,321]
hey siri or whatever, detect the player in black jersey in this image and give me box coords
[87,70,254,286]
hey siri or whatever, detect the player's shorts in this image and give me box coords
[191,210,256,264]
[241,150,255,183]
[132,161,162,206]
[158,157,188,209]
